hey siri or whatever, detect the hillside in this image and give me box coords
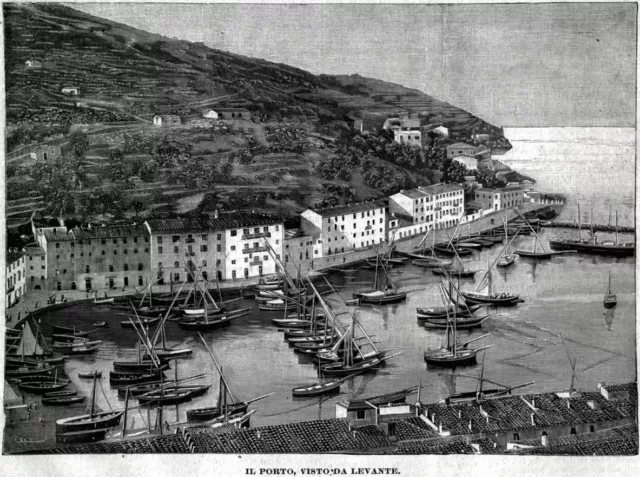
[4,3,509,137]
[4,3,513,227]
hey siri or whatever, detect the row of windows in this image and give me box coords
[327,209,384,222]
[54,248,148,260]
[326,228,384,243]
[155,226,280,244]
[7,257,25,271]
[55,237,150,247]
[29,255,45,261]
[327,218,383,232]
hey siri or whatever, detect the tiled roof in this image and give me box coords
[393,189,428,199]
[421,386,636,436]
[33,433,190,454]
[446,142,474,149]
[6,251,25,264]
[308,201,386,218]
[216,108,251,113]
[72,224,149,239]
[43,230,74,242]
[146,213,282,233]
[515,424,638,456]
[25,245,45,256]
[183,418,392,453]
[419,183,464,195]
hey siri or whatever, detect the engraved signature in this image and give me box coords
[14,435,45,445]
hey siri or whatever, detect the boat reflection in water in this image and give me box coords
[603,308,616,331]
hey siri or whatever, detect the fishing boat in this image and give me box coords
[461,257,520,306]
[78,371,102,379]
[53,333,91,343]
[515,210,575,258]
[433,245,473,256]
[111,304,169,316]
[56,373,124,443]
[318,312,401,375]
[549,204,636,257]
[43,395,86,406]
[422,314,491,329]
[186,333,273,422]
[143,347,193,361]
[424,289,494,366]
[432,267,478,278]
[496,218,519,267]
[292,373,353,397]
[93,297,114,305]
[416,304,484,320]
[112,361,170,373]
[19,379,70,394]
[177,308,250,331]
[5,364,56,378]
[119,382,209,398]
[254,275,284,291]
[109,369,165,386]
[44,390,77,398]
[352,254,406,304]
[603,270,617,308]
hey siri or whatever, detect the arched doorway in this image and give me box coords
[244,268,249,279]
[217,270,223,281]
[124,277,129,287]
[34,285,41,290]
[71,282,77,290]
[85,279,92,290]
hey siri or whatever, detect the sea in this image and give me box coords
[5,128,637,452]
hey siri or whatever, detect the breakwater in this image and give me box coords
[545,222,635,234]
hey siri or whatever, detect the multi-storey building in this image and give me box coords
[300,201,387,256]
[24,244,47,291]
[6,251,26,307]
[35,224,151,291]
[145,212,284,282]
[475,186,525,212]
[389,183,465,231]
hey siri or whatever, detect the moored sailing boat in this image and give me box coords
[603,270,617,308]
[352,253,407,305]
[56,372,124,443]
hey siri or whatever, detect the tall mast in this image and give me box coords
[590,205,595,243]
[90,371,98,419]
[577,203,582,241]
[615,210,619,245]
[487,258,492,296]
[373,253,379,291]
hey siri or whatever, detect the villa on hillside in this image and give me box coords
[153,114,182,126]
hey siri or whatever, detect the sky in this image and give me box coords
[70,2,637,127]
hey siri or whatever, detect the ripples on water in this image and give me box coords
[17,128,637,447]
[36,230,635,438]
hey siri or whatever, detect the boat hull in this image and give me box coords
[548,239,635,256]
[186,402,249,422]
[56,410,124,434]
[292,379,343,397]
[460,292,520,306]
[424,350,479,367]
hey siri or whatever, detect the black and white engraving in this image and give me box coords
[2,2,637,458]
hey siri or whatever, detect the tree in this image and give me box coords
[130,196,151,219]
[69,130,89,159]
[139,160,160,183]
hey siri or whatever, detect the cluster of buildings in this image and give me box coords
[36,381,637,455]
[152,108,252,127]
[7,177,536,296]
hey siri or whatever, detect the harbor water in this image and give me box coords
[5,127,636,453]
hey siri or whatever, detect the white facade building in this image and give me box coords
[452,155,479,170]
[145,213,284,282]
[202,110,219,119]
[300,201,387,257]
[6,251,26,307]
[389,183,465,231]
[475,186,525,211]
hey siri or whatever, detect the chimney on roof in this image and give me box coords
[257,430,261,439]
[468,420,472,432]
[566,401,571,410]
[352,430,356,439]
[458,410,462,419]
[541,434,549,447]
[531,413,535,426]
[214,209,219,219]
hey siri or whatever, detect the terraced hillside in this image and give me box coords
[4,2,510,142]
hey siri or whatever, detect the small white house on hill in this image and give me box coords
[202,110,219,119]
